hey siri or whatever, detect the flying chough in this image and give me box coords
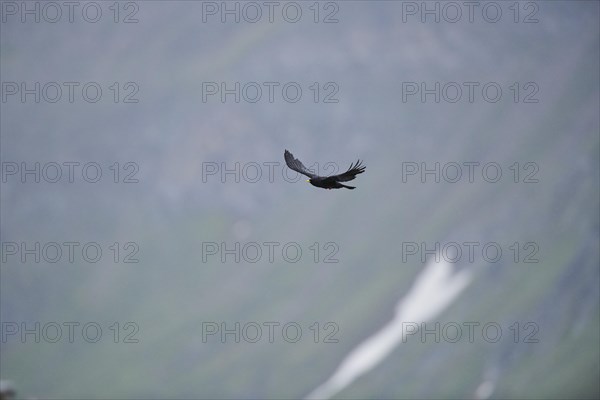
[284,149,366,190]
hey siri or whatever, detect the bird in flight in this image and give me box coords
[284,149,366,190]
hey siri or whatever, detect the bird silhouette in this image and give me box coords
[284,150,366,190]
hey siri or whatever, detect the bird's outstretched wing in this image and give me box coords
[284,150,317,178]
[330,160,366,182]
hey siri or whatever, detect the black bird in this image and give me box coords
[284,149,366,190]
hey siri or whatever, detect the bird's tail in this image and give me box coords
[341,184,355,190]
